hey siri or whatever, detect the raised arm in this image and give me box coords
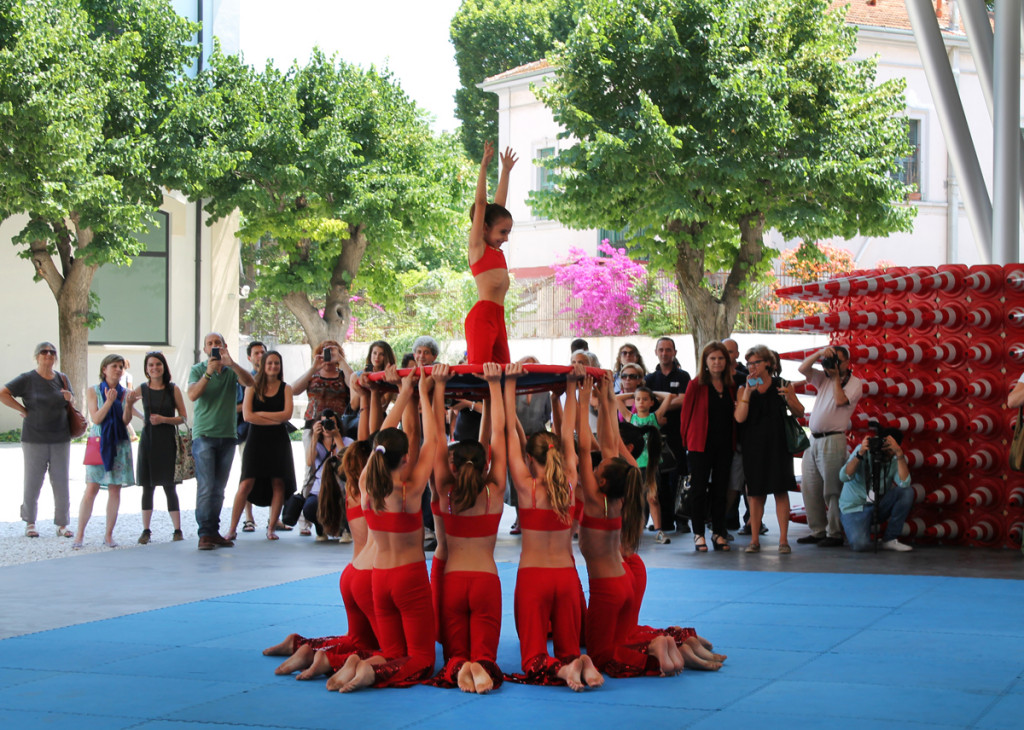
[561,365,584,486]
[595,372,620,460]
[504,362,531,488]
[469,141,495,262]
[576,374,599,501]
[381,365,415,431]
[407,365,448,491]
[495,146,518,207]
[482,363,507,490]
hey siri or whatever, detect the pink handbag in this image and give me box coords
[83,435,103,466]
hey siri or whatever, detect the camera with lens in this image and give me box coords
[821,355,839,370]
[320,408,337,432]
[867,422,886,460]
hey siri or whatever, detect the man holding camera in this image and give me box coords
[838,428,913,551]
[797,345,862,547]
[188,333,255,550]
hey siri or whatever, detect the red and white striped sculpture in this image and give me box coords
[778,263,1022,548]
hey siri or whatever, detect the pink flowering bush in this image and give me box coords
[554,241,647,335]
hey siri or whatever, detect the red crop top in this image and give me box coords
[470,245,507,276]
[517,479,572,532]
[580,513,621,531]
[363,483,421,533]
[442,486,503,538]
[346,502,364,521]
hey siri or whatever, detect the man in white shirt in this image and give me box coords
[797,345,862,547]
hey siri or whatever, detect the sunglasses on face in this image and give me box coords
[621,374,641,380]
[38,350,57,356]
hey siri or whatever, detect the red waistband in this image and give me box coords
[579,513,621,531]
[365,509,421,533]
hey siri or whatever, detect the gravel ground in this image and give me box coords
[0,441,308,567]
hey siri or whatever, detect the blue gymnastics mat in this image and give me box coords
[0,565,1022,729]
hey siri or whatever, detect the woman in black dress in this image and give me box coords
[124,351,188,543]
[228,351,295,540]
[733,345,803,554]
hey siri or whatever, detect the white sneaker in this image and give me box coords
[880,539,912,552]
[339,530,353,544]
[315,534,328,543]
[654,530,672,545]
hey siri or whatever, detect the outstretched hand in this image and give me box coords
[504,361,525,379]
[499,146,518,170]
[482,362,503,382]
[482,140,495,166]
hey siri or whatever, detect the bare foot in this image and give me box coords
[580,654,604,688]
[225,531,237,541]
[649,636,675,677]
[339,659,376,693]
[326,654,361,691]
[275,644,314,675]
[263,633,299,656]
[557,657,584,691]
[666,642,685,676]
[680,643,722,671]
[457,661,475,693]
[470,662,494,694]
[297,649,333,680]
[685,636,727,663]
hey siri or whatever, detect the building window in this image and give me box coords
[896,118,921,200]
[89,211,169,345]
[536,146,556,193]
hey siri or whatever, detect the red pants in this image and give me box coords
[431,555,445,650]
[371,561,436,687]
[440,571,501,663]
[295,564,379,668]
[621,553,697,650]
[514,566,582,678]
[465,300,510,365]
[586,573,659,677]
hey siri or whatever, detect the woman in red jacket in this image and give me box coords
[679,342,736,552]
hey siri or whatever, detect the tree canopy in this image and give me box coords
[0,0,198,396]
[450,0,578,161]
[531,0,916,349]
[167,48,473,347]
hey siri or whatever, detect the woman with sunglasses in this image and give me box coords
[613,344,647,394]
[0,342,75,539]
[733,345,803,554]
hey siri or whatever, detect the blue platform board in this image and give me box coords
[1,564,1022,729]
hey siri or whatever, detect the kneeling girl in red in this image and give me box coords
[428,362,507,693]
[333,366,449,692]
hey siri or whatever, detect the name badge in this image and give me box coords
[670,381,679,388]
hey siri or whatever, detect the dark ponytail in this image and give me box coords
[600,456,644,553]
[450,440,488,514]
[366,428,408,512]
[317,456,343,536]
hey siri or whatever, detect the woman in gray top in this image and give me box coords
[0,342,75,539]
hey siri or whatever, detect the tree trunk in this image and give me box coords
[672,213,766,362]
[28,231,98,407]
[281,224,368,351]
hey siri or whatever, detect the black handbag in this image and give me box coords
[783,413,810,455]
[674,474,693,520]
[281,491,305,526]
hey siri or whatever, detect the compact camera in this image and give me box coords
[320,408,337,432]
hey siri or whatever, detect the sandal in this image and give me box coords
[72,541,83,550]
[745,543,760,553]
[242,520,256,533]
[299,527,312,537]
[712,534,731,552]
[225,531,238,541]
[104,538,119,548]
[56,526,73,538]
[693,534,708,552]
[275,521,293,531]
[25,523,39,538]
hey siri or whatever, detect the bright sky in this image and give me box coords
[238,0,464,133]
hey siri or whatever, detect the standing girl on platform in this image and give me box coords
[466,141,517,365]
[125,351,188,544]
[75,355,134,548]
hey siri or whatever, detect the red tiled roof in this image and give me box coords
[831,0,966,34]
[484,59,552,84]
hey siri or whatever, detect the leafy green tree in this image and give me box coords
[531,0,915,353]
[450,0,578,160]
[168,49,472,348]
[0,0,198,397]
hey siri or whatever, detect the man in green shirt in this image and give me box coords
[187,332,255,550]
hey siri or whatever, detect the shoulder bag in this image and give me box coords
[174,423,195,483]
[61,373,88,439]
[1010,407,1024,472]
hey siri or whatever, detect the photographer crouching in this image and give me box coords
[837,425,913,552]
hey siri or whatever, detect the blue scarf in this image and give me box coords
[98,381,129,473]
